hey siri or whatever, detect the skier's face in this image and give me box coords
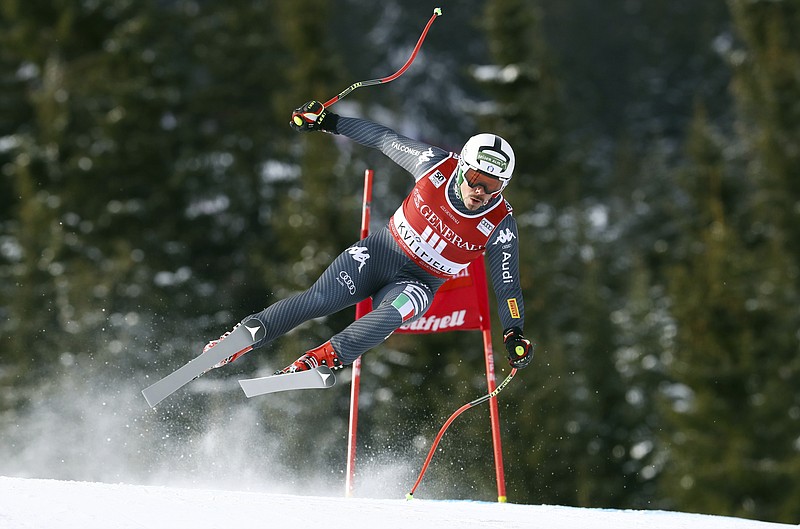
[462,167,504,194]
[459,173,497,210]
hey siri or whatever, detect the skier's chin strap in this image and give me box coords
[454,171,465,202]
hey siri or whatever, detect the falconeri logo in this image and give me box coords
[392,142,421,156]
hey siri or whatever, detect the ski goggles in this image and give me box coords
[463,167,504,194]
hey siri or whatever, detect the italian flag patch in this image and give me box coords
[392,293,416,322]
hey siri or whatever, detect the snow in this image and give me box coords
[2,370,797,528]
[1,476,795,529]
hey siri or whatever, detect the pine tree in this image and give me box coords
[656,2,800,522]
[661,99,800,522]
[728,0,800,268]
[0,0,294,390]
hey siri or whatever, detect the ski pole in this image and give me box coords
[406,367,518,500]
[322,7,443,108]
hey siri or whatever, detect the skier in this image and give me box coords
[204,100,534,375]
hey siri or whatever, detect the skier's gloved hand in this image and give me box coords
[290,100,339,133]
[503,327,534,369]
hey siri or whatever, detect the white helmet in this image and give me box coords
[458,133,515,192]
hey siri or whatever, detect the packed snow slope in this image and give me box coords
[1,476,795,529]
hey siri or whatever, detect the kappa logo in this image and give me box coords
[417,147,435,166]
[492,228,516,245]
[347,246,370,272]
[413,189,423,209]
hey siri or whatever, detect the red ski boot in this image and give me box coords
[275,340,343,375]
[203,323,252,369]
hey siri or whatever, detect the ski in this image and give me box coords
[239,366,336,398]
[141,318,267,408]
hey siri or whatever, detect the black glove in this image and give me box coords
[503,327,534,369]
[289,100,339,133]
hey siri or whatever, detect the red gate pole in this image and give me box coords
[345,169,374,497]
[472,256,509,502]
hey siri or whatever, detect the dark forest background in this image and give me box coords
[1,0,799,523]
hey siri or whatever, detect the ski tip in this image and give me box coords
[141,389,158,409]
[238,379,253,398]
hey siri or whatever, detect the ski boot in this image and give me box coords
[203,323,252,369]
[275,340,343,375]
